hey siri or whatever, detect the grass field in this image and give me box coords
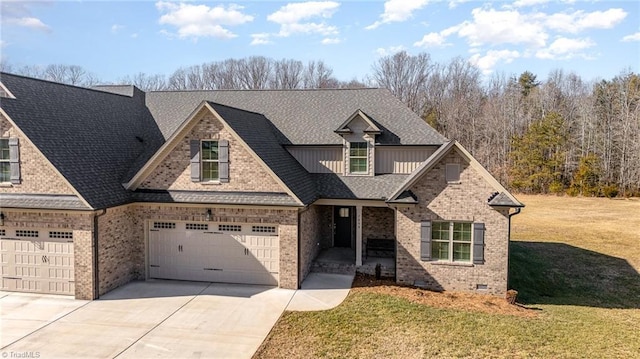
[254,195,640,358]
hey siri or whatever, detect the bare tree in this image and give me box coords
[272,59,303,89]
[371,51,432,114]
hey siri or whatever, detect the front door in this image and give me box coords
[334,207,353,248]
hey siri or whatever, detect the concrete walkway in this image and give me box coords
[1,274,353,359]
[1,281,294,359]
[286,272,354,311]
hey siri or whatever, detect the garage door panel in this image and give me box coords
[1,229,75,296]
[148,221,279,286]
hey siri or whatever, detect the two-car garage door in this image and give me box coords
[148,221,279,286]
[0,228,75,295]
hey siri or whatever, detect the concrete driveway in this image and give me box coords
[1,280,294,359]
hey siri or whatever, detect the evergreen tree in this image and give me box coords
[510,112,567,193]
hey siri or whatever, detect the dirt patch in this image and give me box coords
[352,274,538,318]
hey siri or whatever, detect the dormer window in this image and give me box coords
[349,142,368,174]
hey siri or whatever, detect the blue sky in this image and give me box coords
[1,0,639,83]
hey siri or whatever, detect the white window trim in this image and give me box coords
[201,140,220,183]
[0,138,10,184]
[348,141,368,175]
[431,221,473,263]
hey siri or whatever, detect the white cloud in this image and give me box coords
[321,37,341,45]
[267,1,340,37]
[131,33,139,39]
[469,49,521,74]
[512,0,550,7]
[5,16,52,33]
[456,8,547,48]
[414,32,450,48]
[622,32,640,42]
[111,24,125,34]
[156,1,253,39]
[545,8,627,34]
[375,45,406,57]
[250,33,272,45]
[536,37,595,60]
[366,0,430,30]
[1,1,52,33]
[448,0,472,9]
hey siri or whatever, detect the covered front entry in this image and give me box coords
[333,206,354,248]
[148,221,279,286]
[0,228,75,295]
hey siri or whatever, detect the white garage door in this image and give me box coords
[148,221,279,286]
[0,228,75,295]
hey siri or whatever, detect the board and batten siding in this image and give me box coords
[288,145,437,174]
[286,146,343,173]
[375,146,437,174]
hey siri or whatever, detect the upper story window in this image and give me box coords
[201,140,219,182]
[0,139,10,183]
[190,139,228,183]
[349,142,368,174]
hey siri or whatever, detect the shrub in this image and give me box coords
[566,187,580,197]
[602,184,619,198]
[549,181,565,195]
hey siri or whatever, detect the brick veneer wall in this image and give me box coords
[298,205,332,283]
[362,206,395,257]
[395,150,510,295]
[1,210,96,300]
[129,204,300,289]
[97,205,144,296]
[0,115,75,194]
[139,111,284,192]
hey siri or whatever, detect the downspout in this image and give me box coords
[297,209,302,289]
[93,209,107,299]
[506,207,522,289]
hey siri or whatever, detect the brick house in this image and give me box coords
[0,73,522,300]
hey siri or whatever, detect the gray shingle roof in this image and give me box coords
[0,194,89,210]
[1,73,163,209]
[313,173,409,200]
[145,89,446,145]
[488,192,524,207]
[132,190,300,207]
[1,73,450,210]
[208,102,317,204]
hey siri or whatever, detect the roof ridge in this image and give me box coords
[0,72,132,98]
[148,87,382,93]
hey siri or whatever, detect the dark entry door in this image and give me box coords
[334,206,353,248]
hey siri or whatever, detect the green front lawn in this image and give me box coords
[255,195,640,358]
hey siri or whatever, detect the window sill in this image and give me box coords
[429,260,473,267]
[0,182,13,188]
[200,181,221,185]
[447,181,462,185]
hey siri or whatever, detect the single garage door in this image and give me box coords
[148,221,279,286]
[0,228,75,295]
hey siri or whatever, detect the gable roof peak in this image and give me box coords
[334,109,382,135]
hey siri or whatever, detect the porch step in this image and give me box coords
[311,261,356,275]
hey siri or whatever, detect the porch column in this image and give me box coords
[356,205,363,266]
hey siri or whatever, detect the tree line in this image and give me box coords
[2,52,638,196]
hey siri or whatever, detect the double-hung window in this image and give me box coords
[0,139,10,183]
[431,222,472,262]
[349,142,368,174]
[201,140,219,182]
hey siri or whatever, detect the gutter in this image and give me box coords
[93,209,107,299]
[506,207,522,290]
